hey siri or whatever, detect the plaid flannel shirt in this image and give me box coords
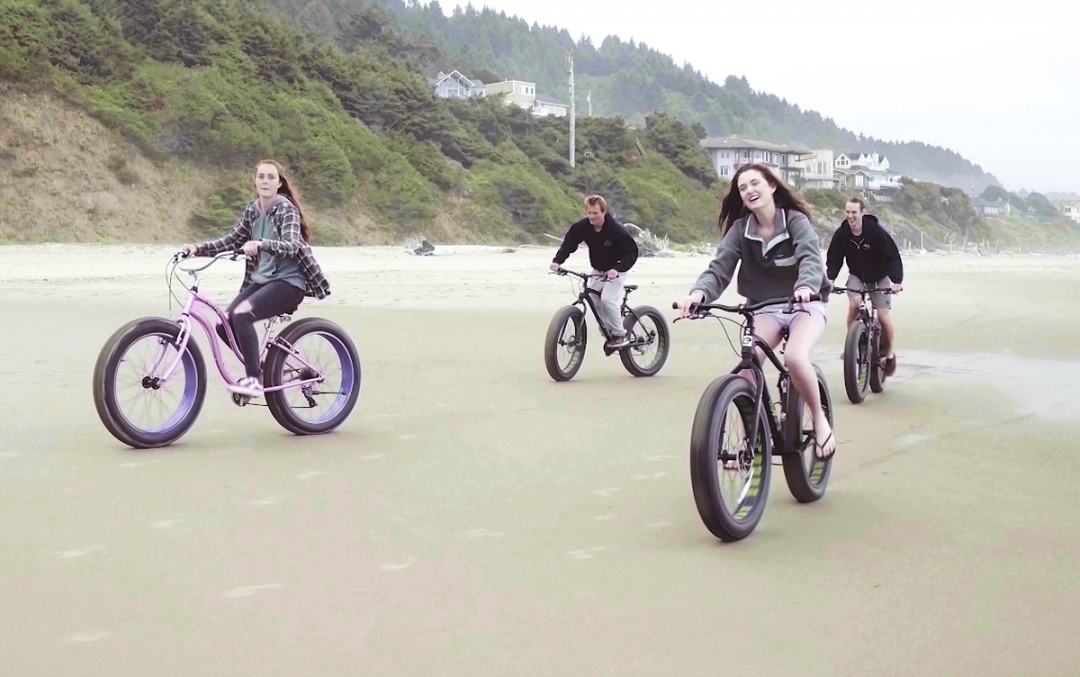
[195,199,331,300]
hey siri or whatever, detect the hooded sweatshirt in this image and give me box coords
[552,213,639,273]
[691,208,827,305]
[825,214,904,283]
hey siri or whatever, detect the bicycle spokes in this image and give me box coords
[113,333,200,436]
[275,332,353,425]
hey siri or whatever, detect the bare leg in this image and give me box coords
[786,312,835,458]
[877,308,895,357]
[846,299,860,328]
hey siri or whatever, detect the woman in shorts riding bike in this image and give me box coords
[181,159,330,398]
[675,164,836,459]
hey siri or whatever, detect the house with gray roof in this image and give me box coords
[699,135,814,186]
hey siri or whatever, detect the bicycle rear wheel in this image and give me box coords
[264,318,362,435]
[619,305,669,377]
[93,318,207,448]
[544,305,587,381]
[689,376,772,542]
[843,321,870,403]
[869,323,887,393]
[781,365,834,503]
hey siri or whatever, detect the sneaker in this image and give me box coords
[227,376,263,398]
[606,333,632,350]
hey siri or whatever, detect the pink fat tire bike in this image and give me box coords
[92,252,361,448]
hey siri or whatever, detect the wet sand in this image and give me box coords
[2,245,1079,676]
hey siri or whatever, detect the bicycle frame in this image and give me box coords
[155,258,325,393]
[729,314,794,459]
[560,270,647,344]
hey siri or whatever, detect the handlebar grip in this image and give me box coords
[671,302,680,310]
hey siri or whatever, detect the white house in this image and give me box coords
[532,92,570,118]
[698,135,814,186]
[834,151,903,196]
[430,71,484,100]
[973,197,1003,216]
[434,74,568,118]
[1054,199,1080,223]
[800,149,837,190]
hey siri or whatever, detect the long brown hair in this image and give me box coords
[253,159,311,242]
[718,164,812,236]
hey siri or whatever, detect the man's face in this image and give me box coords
[845,202,863,228]
[586,204,605,227]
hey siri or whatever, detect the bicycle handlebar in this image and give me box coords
[671,294,822,316]
[552,268,609,281]
[174,250,244,274]
[831,287,900,295]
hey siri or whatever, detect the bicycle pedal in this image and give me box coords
[231,393,251,407]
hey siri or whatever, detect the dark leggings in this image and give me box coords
[221,281,305,380]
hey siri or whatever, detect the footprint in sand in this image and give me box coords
[57,545,104,559]
[591,487,622,497]
[222,583,282,599]
[65,631,109,643]
[568,547,608,561]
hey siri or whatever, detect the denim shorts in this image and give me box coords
[756,301,827,330]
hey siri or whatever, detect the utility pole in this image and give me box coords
[566,51,575,168]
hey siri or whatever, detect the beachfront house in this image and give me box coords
[698,135,814,186]
[431,71,484,100]
[973,197,1003,216]
[1053,199,1080,223]
[834,151,903,199]
[800,149,838,190]
[434,73,568,118]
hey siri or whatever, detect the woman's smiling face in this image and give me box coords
[738,169,776,211]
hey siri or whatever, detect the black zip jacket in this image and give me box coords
[552,213,639,273]
[825,214,903,283]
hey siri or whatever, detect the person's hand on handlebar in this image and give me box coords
[891,282,903,293]
[604,268,620,281]
[549,263,562,273]
[793,287,814,303]
[241,240,262,257]
[676,290,706,317]
[177,244,196,259]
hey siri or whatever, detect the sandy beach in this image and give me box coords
[2,243,1079,676]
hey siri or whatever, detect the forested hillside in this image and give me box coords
[267,0,1001,193]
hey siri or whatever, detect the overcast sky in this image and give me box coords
[444,0,1079,193]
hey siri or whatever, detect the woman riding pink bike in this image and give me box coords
[181,159,330,398]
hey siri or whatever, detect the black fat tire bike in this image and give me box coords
[545,268,670,381]
[832,286,899,404]
[674,296,834,542]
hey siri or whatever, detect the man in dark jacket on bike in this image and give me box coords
[826,196,903,375]
[549,195,639,349]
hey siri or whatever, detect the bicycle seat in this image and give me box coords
[625,285,638,291]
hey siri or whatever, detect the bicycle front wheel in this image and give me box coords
[689,376,772,542]
[544,305,587,381]
[843,321,870,403]
[264,318,362,435]
[93,318,207,448]
[781,365,834,503]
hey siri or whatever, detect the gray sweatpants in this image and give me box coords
[587,270,626,338]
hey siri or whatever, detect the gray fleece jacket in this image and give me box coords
[691,208,828,305]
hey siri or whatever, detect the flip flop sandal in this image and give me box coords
[815,432,836,461]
